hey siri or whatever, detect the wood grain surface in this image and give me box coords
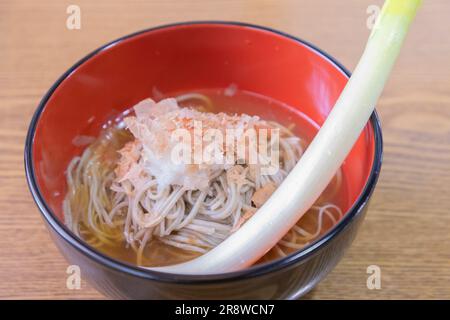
[1,0,449,299]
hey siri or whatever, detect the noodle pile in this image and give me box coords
[64,94,342,266]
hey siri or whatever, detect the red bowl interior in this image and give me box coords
[31,23,375,224]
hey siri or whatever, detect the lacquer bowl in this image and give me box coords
[25,22,382,299]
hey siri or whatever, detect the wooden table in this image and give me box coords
[1,0,449,299]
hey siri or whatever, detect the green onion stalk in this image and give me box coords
[148,0,422,274]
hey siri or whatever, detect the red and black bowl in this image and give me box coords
[25,22,382,299]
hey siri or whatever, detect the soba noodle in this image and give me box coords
[63,93,343,267]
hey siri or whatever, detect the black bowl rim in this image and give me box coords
[24,21,383,284]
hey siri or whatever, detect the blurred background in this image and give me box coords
[1,0,449,299]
